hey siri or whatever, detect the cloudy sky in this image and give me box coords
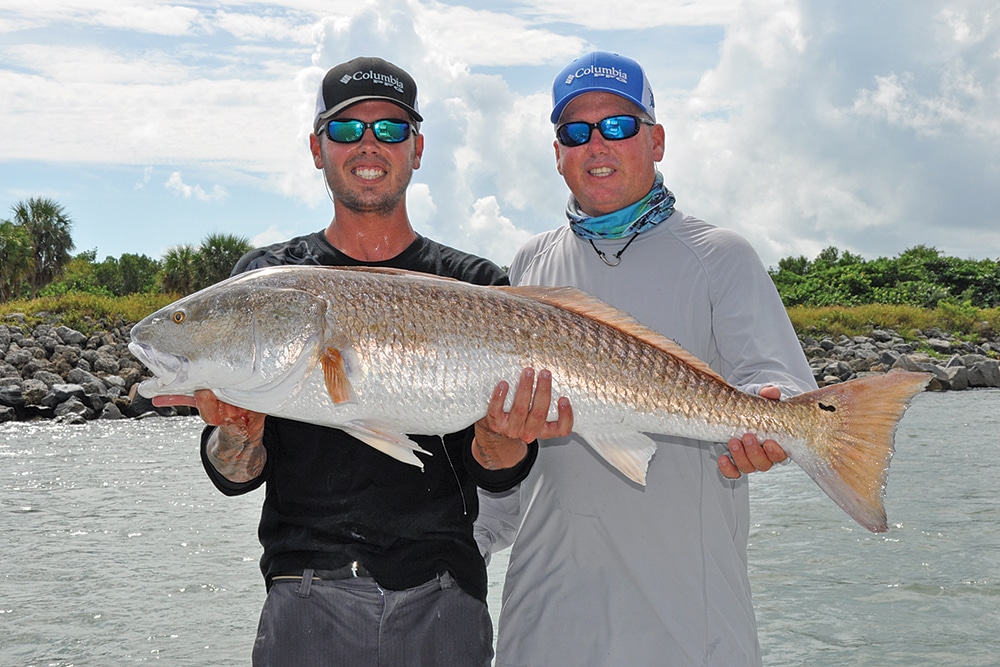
[1,0,997,271]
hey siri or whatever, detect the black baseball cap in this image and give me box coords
[313,56,423,132]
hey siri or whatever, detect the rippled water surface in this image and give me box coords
[750,390,1000,666]
[2,390,998,666]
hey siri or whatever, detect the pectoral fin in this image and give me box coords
[321,347,356,404]
[576,430,658,486]
[341,420,433,469]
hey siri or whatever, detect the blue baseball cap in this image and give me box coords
[550,51,655,124]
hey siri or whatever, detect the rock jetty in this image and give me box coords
[0,317,998,424]
[802,328,1000,391]
[0,317,191,424]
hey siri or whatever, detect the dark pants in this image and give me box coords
[252,570,493,666]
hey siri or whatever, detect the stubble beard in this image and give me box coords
[329,162,413,217]
[335,189,403,216]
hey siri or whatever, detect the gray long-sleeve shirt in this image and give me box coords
[475,210,817,666]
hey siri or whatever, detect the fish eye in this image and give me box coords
[171,310,186,324]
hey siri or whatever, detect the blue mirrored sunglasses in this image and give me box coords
[556,114,654,147]
[323,119,412,144]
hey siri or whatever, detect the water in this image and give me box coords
[1,391,998,666]
[750,389,1000,666]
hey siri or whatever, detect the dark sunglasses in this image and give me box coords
[323,118,412,144]
[556,114,654,147]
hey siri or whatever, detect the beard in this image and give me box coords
[328,156,414,216]
[334,187,406,216]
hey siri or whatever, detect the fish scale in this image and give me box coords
[129,265,931,532]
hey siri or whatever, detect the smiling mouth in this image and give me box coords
[353,167,386,180]
[589,167,615,177]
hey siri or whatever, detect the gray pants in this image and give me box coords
[252,570,493,666]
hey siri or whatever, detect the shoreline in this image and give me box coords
[1,318,998,424]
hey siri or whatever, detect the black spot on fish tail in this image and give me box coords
[819,403,836,412]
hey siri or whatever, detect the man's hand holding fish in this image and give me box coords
[720,385,789,478]
[474,367,574,470]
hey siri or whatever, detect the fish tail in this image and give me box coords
[785,370,931,532]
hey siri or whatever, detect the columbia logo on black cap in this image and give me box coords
[343,68,406,94]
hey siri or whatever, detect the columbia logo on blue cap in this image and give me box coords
[551,51,655,124]
[564,65,628,86]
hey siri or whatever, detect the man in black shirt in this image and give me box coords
[184,57,572,666]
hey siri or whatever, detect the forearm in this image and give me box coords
[466,429,538,493]
[205,425,267,483]
[474,486,523,563]
[472,421,529,470]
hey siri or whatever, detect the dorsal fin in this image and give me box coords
[500,285,727,385]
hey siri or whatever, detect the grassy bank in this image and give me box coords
[787,302,1000,341]
[2,293,1000,344]
[0,293,178,334]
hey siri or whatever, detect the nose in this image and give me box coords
[356,127,382,151]
[585,131,612,154]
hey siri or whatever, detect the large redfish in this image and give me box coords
[129,265,930,532]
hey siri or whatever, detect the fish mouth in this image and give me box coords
[128,342,190,397]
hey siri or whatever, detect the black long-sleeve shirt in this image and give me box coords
[201,231,536,601]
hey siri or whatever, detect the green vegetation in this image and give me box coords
[0,292,177,335]
[787,303,1000,342]
[161,245,199,295]
[0,198,251,303]
[770,245,1000,309]
[0,219,33,301]
[13,197,76,298]
[770,245,1000,342]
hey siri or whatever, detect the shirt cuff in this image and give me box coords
[200,425,266,496]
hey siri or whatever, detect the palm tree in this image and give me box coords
[161,244,199,295]
[11,197,75,297]
[0,220,34,301]
[193,233,252,291]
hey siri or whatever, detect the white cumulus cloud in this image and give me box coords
[165,172,228,202]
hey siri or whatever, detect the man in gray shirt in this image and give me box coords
[476,51,815,667]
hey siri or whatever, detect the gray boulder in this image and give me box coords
[53,412,87,425]
[5,347,33,368]
[22,378,49,405]
[54,325,88,346]
[66,368,108,392]
[0,383,25,408]
[0,405,16,423]
[967,359,1000,388]
[42,383,86,408]
[32,370,64,388]
[54,396,91,419]
[942,366,969,391]
[100,402,125,420]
